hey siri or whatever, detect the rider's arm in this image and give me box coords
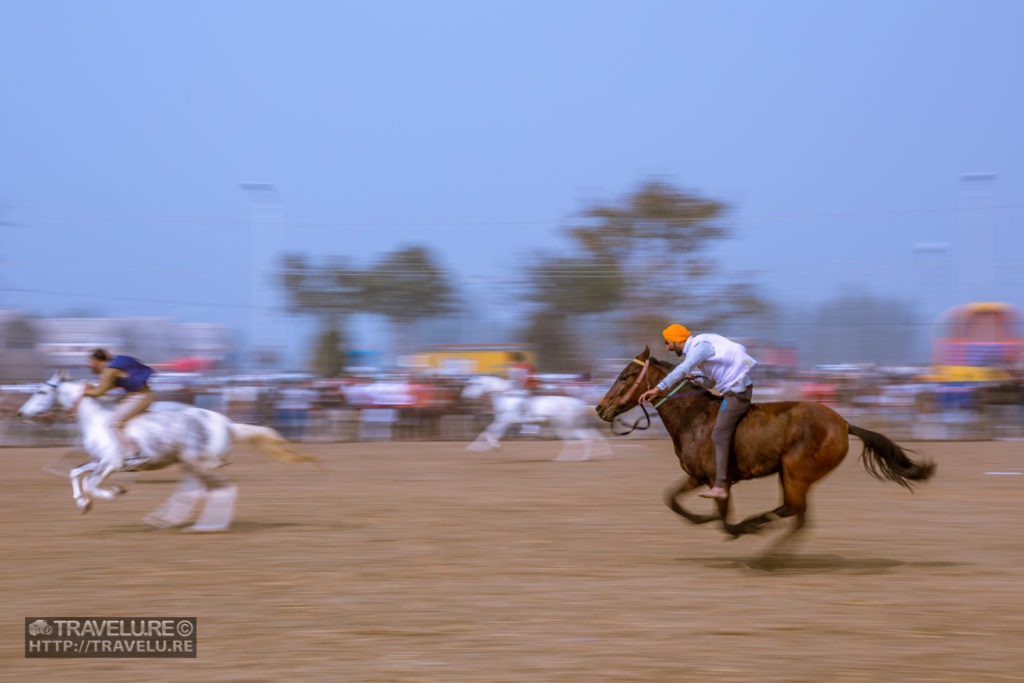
[656,341,714,392]
[83,368,121,398]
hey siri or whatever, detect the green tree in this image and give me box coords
[568,180,735,325]
[278,253,362,374]
[279,253,363,320]
[521,180,769,364]
[311,324,348,378]
[519,310,573,372]
[362,246,457,357]
[518,254,623,372]
[523,254,623,316]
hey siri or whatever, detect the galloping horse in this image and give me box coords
[18,371,312,531]
[461,375,610,461]
[595,348,935,545]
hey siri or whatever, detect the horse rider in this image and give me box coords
[508,351,536,416]
[72,349,156,458]
[638,324,758,500]
[507,352,539,394]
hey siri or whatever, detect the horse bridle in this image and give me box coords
[611,357,654,435]
[40,378,77,422]
[616,358,651,408]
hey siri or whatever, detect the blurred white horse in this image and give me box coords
[461,375,610,461]
[18,370,310,531]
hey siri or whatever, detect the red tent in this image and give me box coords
[154,357,218,373]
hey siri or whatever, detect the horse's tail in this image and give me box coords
[229,423,317,464]
[848,424,936,489]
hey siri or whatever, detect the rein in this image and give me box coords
[616,358,651,408]
[608,358,706,435]
[46,379,81,422]
[610,358,654,435]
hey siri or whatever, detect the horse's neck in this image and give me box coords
[486,377,510,390]
[69,391,110,432]
[653,391,714,437]
[492,391,522,410]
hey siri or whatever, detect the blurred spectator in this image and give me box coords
[274,383,318,440]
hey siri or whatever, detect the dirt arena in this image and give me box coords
[1,437,1022,681]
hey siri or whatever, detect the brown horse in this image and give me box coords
[595,347,935,544]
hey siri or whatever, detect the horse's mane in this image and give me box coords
[648,356,677,373]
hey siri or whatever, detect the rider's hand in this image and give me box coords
[638,387,660,404]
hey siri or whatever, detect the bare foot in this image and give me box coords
[699,486,729,500]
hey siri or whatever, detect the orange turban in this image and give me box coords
[662,324,691,343]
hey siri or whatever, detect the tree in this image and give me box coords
[519,310,572,372]
[311,324,347,378]
[279,253,363,322]
[278,253,362,374]
[362,246,457,357]
[567,180,760,330]
[521,180,770,365]
[522,254,623,316]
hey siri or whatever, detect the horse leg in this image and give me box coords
[732,503,789,536]
[69,461,97,513]
[142,470,204,529]
[187,467,237,532]
[553,424,586,461]
[467,418,508,451]
[586,428,613,458]
[466,424,494,451]
[563,425,612,461]
[716,494,745,538]
[482,418,514,450]
[761,470,812,556]
[83,455,127,502]
[664,476,722,525]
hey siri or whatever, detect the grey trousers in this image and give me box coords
[710,385,752,489]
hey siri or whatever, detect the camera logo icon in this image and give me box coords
[28,620,53,636]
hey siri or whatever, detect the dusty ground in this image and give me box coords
[1,437,1022,682]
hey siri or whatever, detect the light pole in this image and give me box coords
[957,173,998,304]
[239,182,283,370]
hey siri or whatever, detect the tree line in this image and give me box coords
[280,180,922,375]
[279,180,778,375]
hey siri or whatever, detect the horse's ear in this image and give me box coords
[640,346,650,360]
[58,368,69,381]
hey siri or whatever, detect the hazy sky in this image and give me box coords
[3,1,1023,363]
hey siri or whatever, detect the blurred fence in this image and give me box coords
[1,377,1022,448]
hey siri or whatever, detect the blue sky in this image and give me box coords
[2,1,1023,364]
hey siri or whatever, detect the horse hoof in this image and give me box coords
[142,514,176,529]
[113,486,127,495]
[185,524,230,533]
[77,500,92,514]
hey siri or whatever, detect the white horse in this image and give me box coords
[18,370,311,531]
[460,375,610,461]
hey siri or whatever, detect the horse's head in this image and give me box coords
[17,370,79,422]
[594,347,669,422]
[460,375,509,400]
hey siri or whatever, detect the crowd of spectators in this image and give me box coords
[1,365,1021,447]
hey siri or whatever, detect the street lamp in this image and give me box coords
[957,173,997,304]
[239,182,282,370]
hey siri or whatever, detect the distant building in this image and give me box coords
[10,314,237,378]
[0,310,46,380]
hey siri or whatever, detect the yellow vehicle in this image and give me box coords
[404,345,536,377]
